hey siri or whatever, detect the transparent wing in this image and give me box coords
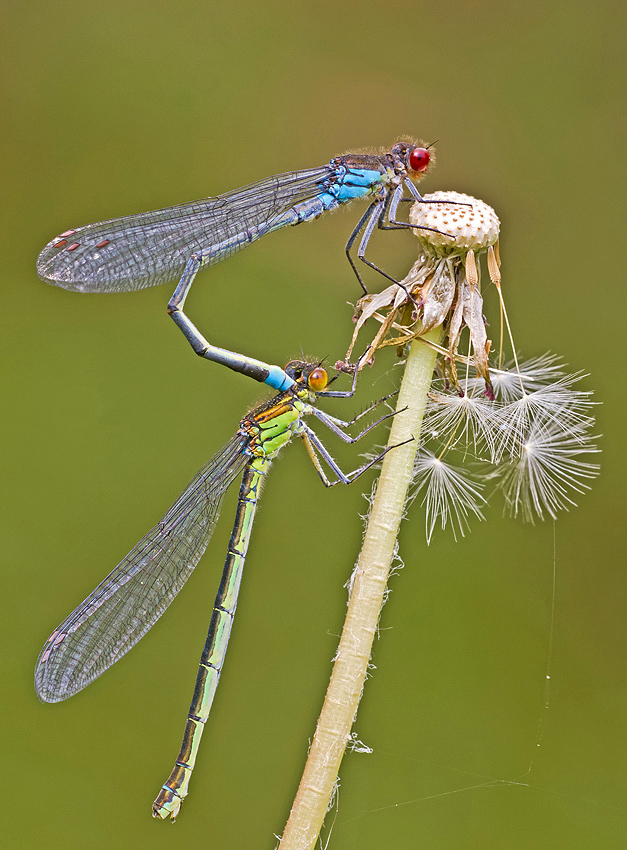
[37,166,332,292]
[35,434,249,702]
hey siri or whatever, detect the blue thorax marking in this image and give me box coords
[327,168,387,203]
[343,168,386,187]
[286,166,390,220]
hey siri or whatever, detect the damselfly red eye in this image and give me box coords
[308,367,328,392]
[408,148,430,173]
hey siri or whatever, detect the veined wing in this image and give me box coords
[35,433,249,703]
[37,166,331,293]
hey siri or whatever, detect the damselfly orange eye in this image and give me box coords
[408,147,430,173]
[308,367,328,392]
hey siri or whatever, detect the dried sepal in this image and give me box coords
[487,243,501,286]
[447,276,493,396]
[465,249,478,288]
[420,258,456,332]
[344,192,500,398]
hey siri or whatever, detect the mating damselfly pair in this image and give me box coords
[34,140,441,819]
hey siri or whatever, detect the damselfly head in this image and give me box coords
[392,140,432,177]
[285,360,329,392]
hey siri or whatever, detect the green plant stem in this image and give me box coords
[279,328,441,850]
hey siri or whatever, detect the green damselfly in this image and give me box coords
[35,358,402,820]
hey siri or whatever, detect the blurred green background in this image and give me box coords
[2,1,624,847]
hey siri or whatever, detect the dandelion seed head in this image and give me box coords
[425,390,498,457]
[490,372,597,460]
[494,415,600,522]
[410,357,599,538]
[341,186,600,538]
[508,353,568,389]
[410,192,500,255]
[410,449,487,543]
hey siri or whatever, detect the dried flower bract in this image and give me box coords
[343,191,501,398]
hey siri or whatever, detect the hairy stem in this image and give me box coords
[279,328,441,849]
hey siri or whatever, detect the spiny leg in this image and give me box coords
[380,179,472,237]
[317,389,399,428]
[345,200,381,294]
[345,189,419,303]
[310,402,403,443]
[354,200,402,286]
[301,428,413,487]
